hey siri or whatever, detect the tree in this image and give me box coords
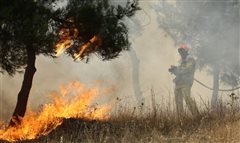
[129,47,144,106]
[154,0,240,109]
[126,15,145,106]
[0,0,140,126]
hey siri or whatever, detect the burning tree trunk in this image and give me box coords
[129,47,144,105]
[9,47,36,126]
[211,65,220,109]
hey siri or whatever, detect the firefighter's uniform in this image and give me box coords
[172,56,199,116]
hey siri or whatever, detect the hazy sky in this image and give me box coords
[0,0,237,121]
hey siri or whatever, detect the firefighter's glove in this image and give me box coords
[168,65,177,74]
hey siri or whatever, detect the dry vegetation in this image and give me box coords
[2,92,240,143]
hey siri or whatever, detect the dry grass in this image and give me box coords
[2,92,240,143]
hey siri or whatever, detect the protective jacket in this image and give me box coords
[173,56,196,88]
[172,56,199,116]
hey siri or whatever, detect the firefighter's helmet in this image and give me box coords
[178,44,189,52]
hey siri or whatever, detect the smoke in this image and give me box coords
[152,0,240,105]
[1,0,239,121]
[154,0,239,80]
[0,1,183,120]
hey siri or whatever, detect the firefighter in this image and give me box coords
[168,44,199,117]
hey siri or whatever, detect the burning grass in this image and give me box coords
[3,105,239,143]
[0,85,240,143]
[0,81,111,142]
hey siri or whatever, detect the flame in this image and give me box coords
[55,27,75,56]
[55,39,72,56]
[55,19,101,59]
[0,81,112,142]
[73,35,99,60]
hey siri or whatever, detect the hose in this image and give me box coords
[194,78,240,92]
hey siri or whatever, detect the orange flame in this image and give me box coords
[55,20,101,59]
[0,81,112,142]
[73,35,99,60]
[55,27,75,56]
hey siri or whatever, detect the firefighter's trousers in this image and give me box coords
[174,86,199,116]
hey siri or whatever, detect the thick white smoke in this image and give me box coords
[1,0,238,121]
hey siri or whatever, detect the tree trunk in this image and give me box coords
[129,47,144,106]
[9,47,36,126]
[211,65,220,109]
